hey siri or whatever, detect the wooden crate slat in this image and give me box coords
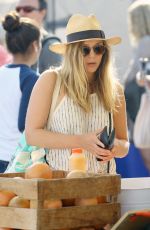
[0,170,66,179]
[37,175,121,200]
[0,170,66,200]
[37,203,120,229]
[0,178,38,199]
[0,172,24,178]
[52,170,67,178]
[0,207,37,229]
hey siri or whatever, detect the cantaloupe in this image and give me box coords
[66,170,87,179]
[25,162,52,179]
[0,190,16,206]
[8,196,30,208]
[75,197,98,206]
[44,199,62,209]
[13,176,24,179]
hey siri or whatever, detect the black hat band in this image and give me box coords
[67,30,105,43]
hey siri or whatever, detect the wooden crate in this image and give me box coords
[0,171,121,229]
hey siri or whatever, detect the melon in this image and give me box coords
[0,190,16,206]
[25,162,52,179]
[8,196,30,208]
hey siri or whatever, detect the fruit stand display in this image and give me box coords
[0,171,121,229]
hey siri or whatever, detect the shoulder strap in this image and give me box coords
[46,71,61,129]
[107,112,112,174]
[108,112,112,135]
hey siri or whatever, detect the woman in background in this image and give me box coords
[134,58,150,172]
[116,0,150,177]
[0,11,41,172]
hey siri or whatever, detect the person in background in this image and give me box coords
[133,58,150,172]
[116,0,150,177]
[0,11,41,173]
[25,14,129,174]
[0,43,12,66]
[15,0,62,73]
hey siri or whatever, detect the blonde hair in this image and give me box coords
[60,42,119,112]
[128,0,150,46]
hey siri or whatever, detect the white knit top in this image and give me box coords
[46,77,116,174]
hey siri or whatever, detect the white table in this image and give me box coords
[118,177,150,215]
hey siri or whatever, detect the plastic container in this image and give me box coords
[69,148,87,171]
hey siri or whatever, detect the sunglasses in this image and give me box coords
[81,44,106,57]
[16,6,40,13]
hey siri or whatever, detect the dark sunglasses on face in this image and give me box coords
[81,44,106,57]
[16,6,40,13]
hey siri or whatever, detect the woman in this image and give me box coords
[0,11,41,172]
[25,14,129,174]
[124,0,150,142]
[117,0,150,177]
[134,58,150,172]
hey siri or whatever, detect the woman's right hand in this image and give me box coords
[78,132,112,161]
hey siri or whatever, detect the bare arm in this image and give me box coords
[25,70,80,149]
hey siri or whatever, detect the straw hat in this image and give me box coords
[49,14,121,54]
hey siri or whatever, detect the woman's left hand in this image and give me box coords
[96,148,115,162]
[97,138,129,162]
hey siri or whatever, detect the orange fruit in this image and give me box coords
[9,196,30,208]
[44,199,62,209]
[25,162,52,179]
[0,190,16,206]
[75,197,98,206]
[66,170,87,178]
